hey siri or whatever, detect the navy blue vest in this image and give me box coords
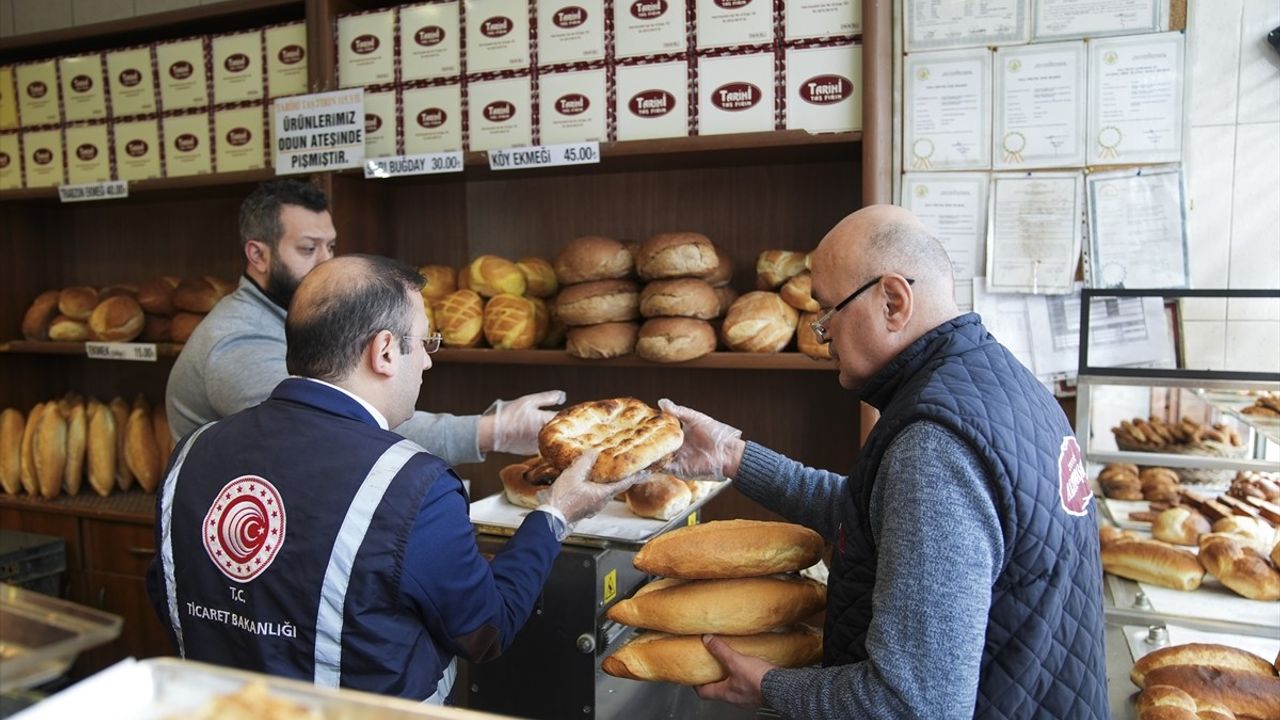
[825,314,1108,718]
[158,379,454,700]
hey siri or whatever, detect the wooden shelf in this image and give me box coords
[0,168,278,203]
[0,489,155,523]
[1,341,184,357]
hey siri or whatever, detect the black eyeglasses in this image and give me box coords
[403,333,443,354]
[809,276,915,343]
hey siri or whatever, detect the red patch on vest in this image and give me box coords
[1057,436,1091,516]
[203,475,288,582]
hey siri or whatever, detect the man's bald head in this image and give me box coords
[814,204,955,300]
[286,255,425,382]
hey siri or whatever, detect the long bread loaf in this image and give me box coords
[634,520,824,579]
[606,576,826,635]
[601,626,821,685]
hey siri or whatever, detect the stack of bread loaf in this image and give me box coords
[421,256,558,350]
[1098,462,1184,502]
[715,250,808,357]
[1129,643,1280,720]
[1,394,172,500]
[20,276,231,345]
[551,235,644,359]
[602,520,826,685]
[632,232,728,363]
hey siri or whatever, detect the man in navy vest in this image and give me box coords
[659,205,1108,718]
[148,255,640,702]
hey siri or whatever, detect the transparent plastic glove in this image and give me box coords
[490,389,566,454]
[657,399,743,478]
[544,451,647,524]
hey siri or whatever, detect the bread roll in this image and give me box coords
[1132,643,1278,688]
[153,403,172,471]
[139,314,172,343]
[499,457,550,509]
[713,286,739,318]
[517,257,558,298]
[555,236,634,284]
[1197,534,1280,601]
[109,398,134,491]
[467,255,527,298]
[1152,507,1211,546]
[556,280,640,326]
[418,265,457,303]
[635,520,825,579]
[33,404,66,500]
[1211,516,1276,554]
[566,322,638,359]
[63,401,86,496]
[541,304,568,349]
[622,473,693,520]
[780,272,820,312]
[22,290,61,341]
[636,317,716,363]
[173,276,230,313]
[1100,463,1140,480]
[607,576,826,635]
[601,626,822,685]
[1136,685,1199,716]
[637,232,718,281]
[1,408,24,495]
[721,292,799,353]
[87,401,116,497]
[58,286,99,320]
[88,295,145,342]
[137,276,179,316]
[797,312,831,360]
[1142,666,1280,719]
[1102,474,1143,500]
[100,283,137,299]
[436,290,485,348]
[48,315,90,342]
[755,250,808,289]
[700,244,733,288]
[483,294,538,350]
[529,297,550,345]
[170,312,204,343]
[1100,537,1204,591]
[126,406,161,493]
[639,278,720,319]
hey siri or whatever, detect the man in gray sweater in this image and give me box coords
[167,180,560,464]
[660,205,1107,718]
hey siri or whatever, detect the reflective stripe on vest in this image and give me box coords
[159,421,218,658]
[313,439,422,687]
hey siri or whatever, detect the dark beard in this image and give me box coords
[264,257,302,310]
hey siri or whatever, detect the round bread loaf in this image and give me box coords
[566,322,638,359]
[636,318,716,363]
[22,290,61,341]
[622,473,693,520]
[48,315,89,342]
[639,278,720,319]
[1198,533,1280,601]
[555,236,633,284]
[781,271,820,312]
[468,255,526,298]
[700,244,733,287]
[170,312,204,343]
[756,250,808,289]
[796,312,831,360]
[1151,507,1210,546]
[418,264,457,303]
[137,276,179,316]
[99,284,137,300]
[483,293,538,350]
[635,519,825,579]
[436,289,485,347]
[499,457,552,509]
[0,408,24,495]
[88,296,145,342]
[517,257,559,298]
[713,286,739,318]
[721,291,799,353]
[58,286,99,321]
[529,297,550,345]
[637,232,718,281]
[601,626,822,685]
[537,397,684,483]
[556,279,639,326]
[173,276,230,313]
[140,315,171,343]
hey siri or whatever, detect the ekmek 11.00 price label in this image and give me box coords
[85,342,157,362]
[487,141,600,171]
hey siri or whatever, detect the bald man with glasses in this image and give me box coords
[659,205,1107,719]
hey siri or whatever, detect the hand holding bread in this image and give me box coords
[543,450,647,524]
[489,390,567,455]
[656,398,742,479]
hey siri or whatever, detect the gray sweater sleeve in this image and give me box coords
[394,411,484,466]
[733,441,847,540]
[759,421,1006,720]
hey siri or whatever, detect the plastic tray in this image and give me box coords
[0,584,122,692]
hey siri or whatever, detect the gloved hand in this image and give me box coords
[658,399,743,478]
[543,451,648,524]
[490,389,566,455]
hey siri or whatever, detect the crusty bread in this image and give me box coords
[601,626,822,685]
[607,575,826,635]
[87,401,116,497]
[566,322,638,359]
[1,408,24,494]
[483,293,539,350]
[126,406,161,493]
[636,318,716,363]
[1272,541,1280,569]
[1142,665,1280,719]
[538,397,683,483]
[1131,643,1278,687]
[517,257,558,298]
[721,291,799,353]
[700,244,733,288]
[48,315,90,342]
[436,289,485,348]
[468,255,527,298]
[622,473,694,520]
[1211,516,1276,554]
[556,279,640,326]
[634,519,825,579]
[172,276,229,313]
[1100,537,1204,591]
[1136,685,1198,715]
[637,232,718,281]
[88,295,145,342]
[555,236,634,284]
[780,271,820,312]
[63,401,86,496]
[418,265,457,303]
[713,286,739,318]
[58,286,99,320]
[1152,507,1211,546]
[109,397,134,491]
[755,250,808,289]
[1099,525,1141,547]
[500,457,549,509]
[639,278,720,320]
[19,403,45,495]
[170,312,204,343]
[22,290,61,341]
[139,315,172,343]
[137,276,179,316]
[33,404,67,500]
[1197,533,1280,601]
[796,312,831,360]
[528,297,549,345]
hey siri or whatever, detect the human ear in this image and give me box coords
[882,275,914,332]
[368,330,397,377]
[245,240,271,274]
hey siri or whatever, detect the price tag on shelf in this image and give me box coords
[364,151,464,179]
[487,141,600,171]
[58,181,128,203]
[85,342,158,362]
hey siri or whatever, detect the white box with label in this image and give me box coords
[697,52,774,135]
[465,0,531,73]
[265,23,308,97]
[401,2,461,81]
[538,0,605,66]
[363,89,398,158]
[467,75,532,151]
[0,133,20,189]
[538,67,606,143]
[614,0,686,59]
[60,55,107,122]
[337,10,396,88]
[785,43,861,132]
[785,0,860,40]
[16,61,60,126]
[64,123,111,183]
[22,129,63,187]
[403,84,463,153]
[215,105,266,171]
[615,61,688,141]
[156,39,210,111]
[212,31,264,104]
[162,113,212,177]
[113,119,162,181]
[107,48,157,116]
[696,0,772,50]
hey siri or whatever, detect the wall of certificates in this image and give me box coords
[897,0,1188,385]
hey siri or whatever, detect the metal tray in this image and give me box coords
[0,584,122,693]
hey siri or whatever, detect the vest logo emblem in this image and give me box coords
[1057,436,1091,517]
[203,475,287,582]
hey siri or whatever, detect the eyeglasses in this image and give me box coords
[404,333,443,354]
[809,276,915,343]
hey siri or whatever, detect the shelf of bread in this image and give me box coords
[434,348,832,370]
[1195,389,1280,446]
